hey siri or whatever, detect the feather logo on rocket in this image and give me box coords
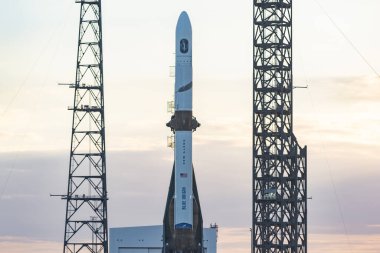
[163,11,204,253]
[180,39,189,53]
[178,82,192,93]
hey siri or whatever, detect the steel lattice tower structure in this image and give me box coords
[63,1,108,253]
[253,1,307,252]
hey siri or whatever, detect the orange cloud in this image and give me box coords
[332,76,380,103]
[215,228,380,253]
[0,237,60,253]
[309,233,380,253]
[2,232,380,253]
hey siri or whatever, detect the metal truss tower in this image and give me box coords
[63,1,108,253]
[253,1,307,252]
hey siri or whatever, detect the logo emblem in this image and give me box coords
[177,82,192,93]
[180,39,189,54]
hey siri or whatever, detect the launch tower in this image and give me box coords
[62,1,108,253]
[253,1,307,252]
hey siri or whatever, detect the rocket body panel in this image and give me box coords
[174,131,193,229]
[164,11,203,253]
[175,11,192,112]
[163,165,203,253]
[174,11,194,230]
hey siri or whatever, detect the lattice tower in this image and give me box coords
[63,1,108,252]
[253,1,307,252]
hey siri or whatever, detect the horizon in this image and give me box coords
[1,0,380,252]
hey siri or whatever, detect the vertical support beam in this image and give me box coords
[253,0,307,252]
[63,1,108,253]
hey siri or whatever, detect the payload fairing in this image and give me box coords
[163,11,203,253]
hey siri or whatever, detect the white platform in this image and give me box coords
[110,225,217,253]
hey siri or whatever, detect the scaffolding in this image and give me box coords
[253,1,307,252]
[62,1,108,253]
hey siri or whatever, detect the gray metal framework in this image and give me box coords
[253,1,307,252]
[63,1,108,253]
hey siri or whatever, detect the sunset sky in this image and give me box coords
[1,0,380,252]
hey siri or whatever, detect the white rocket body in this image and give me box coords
[174,11,193,230]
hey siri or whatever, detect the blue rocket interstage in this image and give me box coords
[163,11,203,253]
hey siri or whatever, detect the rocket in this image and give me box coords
[163,11,203,253]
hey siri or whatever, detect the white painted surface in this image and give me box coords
[174,131,193,229]
[175,11,192,111]
[174,11,194,229]
[110,225,217,253]
[118,249,148,253]
[118,249,161,253]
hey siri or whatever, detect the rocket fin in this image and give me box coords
[163,164,203,253]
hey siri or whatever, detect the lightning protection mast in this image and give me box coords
[253,0,307,252]
[62,0,108,253]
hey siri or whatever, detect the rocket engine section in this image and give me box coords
[163,11,203,253]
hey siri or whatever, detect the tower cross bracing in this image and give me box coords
[62,1,108,253]
[253,0,307,252]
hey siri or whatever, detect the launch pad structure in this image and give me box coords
[62,1,108,253]
[253,0,307,252]
[57,0,309,252]
[163,12,204,253]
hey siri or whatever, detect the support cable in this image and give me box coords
[0,4,73,204]
[304,87,354,253]
[312,0,380,78]
[0,3,74,118]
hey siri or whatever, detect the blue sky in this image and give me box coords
[1,0,380,252]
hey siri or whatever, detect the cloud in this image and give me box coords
[0,144,378,240]
[208,229,380,253]
[0,130,376,247]
[194,120,251,148]
[217,227,250,253]
[296,74,380,111]
[300,77,380,159]
[367,224,380,228]
[309,233,380,253]
[331,76,380,103]
[0,236,60,253]
[2,232,380,253]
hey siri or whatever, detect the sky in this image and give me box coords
[0,0,380,252]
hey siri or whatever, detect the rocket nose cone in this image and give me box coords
[176,11,192,36]
[176,11,192,56]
